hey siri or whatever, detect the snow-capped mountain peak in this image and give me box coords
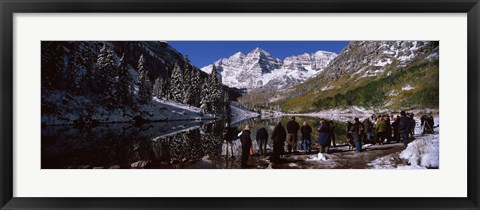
[230,51,245,60]
[247,47,271,56]
[201,48,337,90]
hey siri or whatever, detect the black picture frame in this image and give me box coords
[1,0,479,209]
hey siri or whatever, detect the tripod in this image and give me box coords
[422,122,434,135]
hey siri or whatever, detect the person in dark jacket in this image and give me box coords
[350,118,364,152]
[286,117,300,153]
[391,116,400,143]
[300,121,313,153]
[240,125,252,168]
[271,122,287,164]
[256,127,269,157]
[420,114,428,134]
[398,111,411,147]
[317,120,331,153]
[329,120,336,147]
[427,112,434,133]
[223,123,235,158]
[408,113,416,138]
[362,118,373,144]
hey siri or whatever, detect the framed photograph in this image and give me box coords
[1,0,479,209]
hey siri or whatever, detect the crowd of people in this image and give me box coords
[223,111,436,168]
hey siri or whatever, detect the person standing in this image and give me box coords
[362,118,373,144]
[391,116,400,143]
[223,123,235,158]
[317,120,331,153]
[286,117,300,153]
[240,125,252,168]
[408,113,416,138]
[350,118,364,152]
[256,127,269,157]
[427,112,435,134]
[329,120,336,147]
[300,121,313,153]
[398,111,411,147]
[384,115,392,144]
[374,116,387,145]
[271,122,286,164]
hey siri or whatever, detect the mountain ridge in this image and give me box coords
[277,41,439,112]
[201,47,338,90]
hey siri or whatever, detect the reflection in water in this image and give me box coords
[42,120,224,169]
[42,116,351,169]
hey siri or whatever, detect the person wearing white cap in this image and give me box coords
[239,125,252,168]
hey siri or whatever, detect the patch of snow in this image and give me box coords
[307,153,328,161]
[288,163,299,167]
[368,155,396,169]
[362,144,373,149]
[153,97,200,113]
[402,85,414,91]
[389,90,398,96]
[42,92,214,125]
[399,134,439,168]
[201,155,212,164]
[373,58,392,67]
[284,106,372,122]
[267,163,274,169]
[321,85,335,91]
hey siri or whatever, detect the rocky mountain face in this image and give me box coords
[201,47,337,90]
[320,41,439,82]
[283,51,338,71]
[277,41,440,112]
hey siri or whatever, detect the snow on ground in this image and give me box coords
[402,85,415,91]
[368,116,439,169]
[373,58,392,67]
[399,134,439,168]
[369,155,398,169]
[42,92,214,125]
[152,97,201,113]
[307,153,329,161]
[284,106,371,121]
[230,104,260,125]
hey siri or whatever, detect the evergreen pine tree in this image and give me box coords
[137,54,152,104]
[117,53,135,107]
[95,44,117,108]
[191,69,202,107]
[81,45,97,94]
[208,65,225,115]
[183,85,193,105]
[169,63,184,103]
[65,51,83,95]
[152,76,164,99]
[200,80,210,115]
[182,57,195,105]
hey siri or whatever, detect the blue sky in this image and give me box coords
[168,41,349,68]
